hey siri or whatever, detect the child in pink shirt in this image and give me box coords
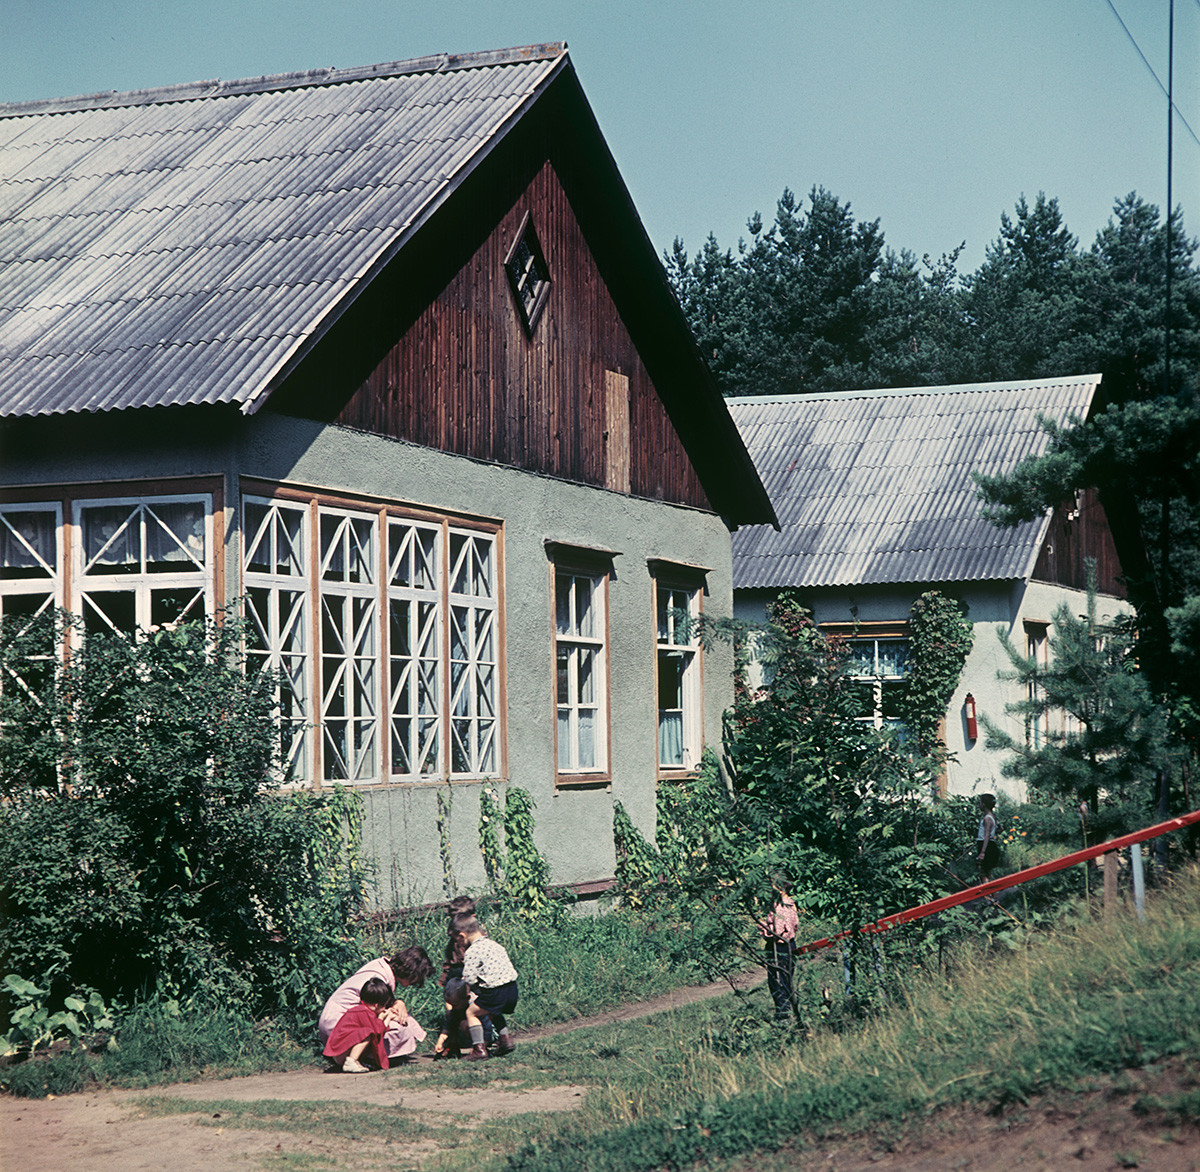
[758,873,799,1023]
[322,977,393,1072]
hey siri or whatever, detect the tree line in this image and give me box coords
[668,186,1200,802]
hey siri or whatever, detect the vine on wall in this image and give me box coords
[478,786,504,890]
[436,786,456,899]
[503,788,550,917]
[612,800,659,907]
[904,591,975,757]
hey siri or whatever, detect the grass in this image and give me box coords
[7,870,1200,1172]
[0,899,733,1099]
[102,870,1200,1171]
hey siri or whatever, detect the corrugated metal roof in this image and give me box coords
[728,375,1101,589]
[0,44,568,417]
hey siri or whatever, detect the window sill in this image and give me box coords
[555,772,611,790]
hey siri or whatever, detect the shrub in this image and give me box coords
[0,610,366,1041]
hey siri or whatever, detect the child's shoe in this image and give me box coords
[495,1034,515,1055]
[465,1043,489,1061]
[342,1057,370,1073]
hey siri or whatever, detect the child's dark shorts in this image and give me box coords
[474,980,518,1017]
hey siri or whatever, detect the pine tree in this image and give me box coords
[982,574,1170,811]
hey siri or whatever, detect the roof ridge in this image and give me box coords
[727,373,1103,407]
[0,42,569,118]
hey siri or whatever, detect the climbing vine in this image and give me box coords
[436,786,456,899]
[903,590,975,757]
[503,788,550,917]
[612,800,659,907]
[478,786,504,890]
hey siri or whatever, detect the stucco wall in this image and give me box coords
[2,410,736,908]
[734,580,1130,803]
[241,414,736,905]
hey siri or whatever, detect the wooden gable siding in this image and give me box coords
[1031,487,1126,598]
[331,159,712,512]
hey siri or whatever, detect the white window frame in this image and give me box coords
[243,496,312,782]
[318,506,380,784]
[553,565,609,778]
[0,502,64,627]
[446,528,499,778]
[654,579,702,773]
[72,494,214,637]
[240,491,502,787]
[387,517,443,780]
[0,503,64,704]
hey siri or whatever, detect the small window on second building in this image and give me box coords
[504,213,551,335]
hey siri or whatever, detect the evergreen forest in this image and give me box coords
[668,186,1200,794]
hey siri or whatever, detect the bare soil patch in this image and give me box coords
[0,972,760,1172]
[7,970,1194,1172]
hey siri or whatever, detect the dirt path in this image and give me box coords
[0,972,762,1172]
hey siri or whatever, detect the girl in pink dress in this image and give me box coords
[318,946,433,1061]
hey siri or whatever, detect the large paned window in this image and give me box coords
[387,519,442,779]
[0,504,62,628]
[447,531,499,776]
[319,509,379,782]
[553,566,608,777]
[241,492,501,786]
[75,496,212,636]
[655,579,702,772]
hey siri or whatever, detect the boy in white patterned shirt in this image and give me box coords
[458,915,518,1059]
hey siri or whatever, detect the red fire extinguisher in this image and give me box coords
[964,693,978,742]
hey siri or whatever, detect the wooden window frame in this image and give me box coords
[503,211,551,337]
[239,482,505,789]
[821,621,910,732]
[548,544,613,787]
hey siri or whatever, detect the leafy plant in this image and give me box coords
[612,800,659,908]
[504,787,550,917]
[478,785,505,890]
[1,974,114,1056]
[0,609,367,1022]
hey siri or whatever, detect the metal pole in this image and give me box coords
[1131,843,1147,920]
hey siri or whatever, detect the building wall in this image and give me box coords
[734,578,1130,803]
[1,409,735,906]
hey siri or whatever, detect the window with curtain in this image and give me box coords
[655,580,701,771]
[553,566,608,776]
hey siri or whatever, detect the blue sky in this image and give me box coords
[3,1,1197,275]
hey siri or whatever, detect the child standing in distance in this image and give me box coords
[976,793,1000,879]
[322,977,393,1073]
[459,914,518,1059]
[758,872,799,1022]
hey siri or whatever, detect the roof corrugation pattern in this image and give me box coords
[0,45,567,417]
[729,376,1100,588]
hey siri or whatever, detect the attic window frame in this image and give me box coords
[504,212,551,336]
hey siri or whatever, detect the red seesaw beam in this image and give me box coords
[795,806,1200,955]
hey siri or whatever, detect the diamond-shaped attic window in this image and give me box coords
[504,213,551,336]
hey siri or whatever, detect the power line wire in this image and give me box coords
[1105,0,1200,152]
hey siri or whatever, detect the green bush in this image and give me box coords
[0,610,366,1043]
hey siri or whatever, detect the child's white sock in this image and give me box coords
[468,1022,485,1046]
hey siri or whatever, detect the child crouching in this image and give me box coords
[459,914,518,1060]
[323,977,393,1073]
